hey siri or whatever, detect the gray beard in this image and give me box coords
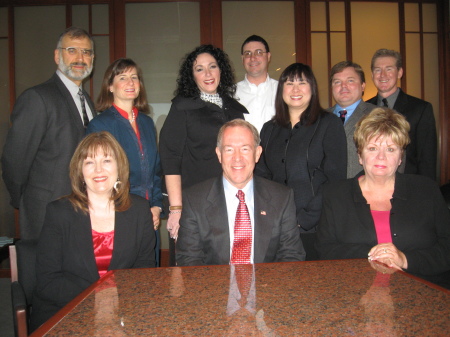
[59,55,93,82]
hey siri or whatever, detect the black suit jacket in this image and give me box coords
[366,89,437,180]
[176,176,306,266]
[30,195,156,331]
[315,173,450,287]
[2,73,95,240]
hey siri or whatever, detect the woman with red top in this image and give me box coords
[316,108,450,289]
[86,58,163,265]
[31,132,156,331]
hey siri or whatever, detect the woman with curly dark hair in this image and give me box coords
[255,63,347,260]
[160,45,247,243]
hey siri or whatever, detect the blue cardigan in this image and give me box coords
[86,106,163,210]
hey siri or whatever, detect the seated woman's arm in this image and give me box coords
[35,202,93,306]
[399,181,450,275]
[315,183,373,259]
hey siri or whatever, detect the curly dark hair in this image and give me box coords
[175,44,236,98]
[274,63,326,127]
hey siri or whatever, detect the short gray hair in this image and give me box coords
[217,119,260,149]
[56,26,94,53]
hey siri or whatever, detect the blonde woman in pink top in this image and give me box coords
[316,108,450,289]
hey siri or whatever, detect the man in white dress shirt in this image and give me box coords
[235,35,278,132]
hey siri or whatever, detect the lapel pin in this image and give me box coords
[260,211,266,215]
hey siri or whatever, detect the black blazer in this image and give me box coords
[30,195,156,331]
[176,176,306,266]
[316,173,450,287]
[159,95,248,189]
[256,112,347,231]
[1,73,95,240]
[366,89,437,180]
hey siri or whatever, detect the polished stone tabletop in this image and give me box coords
[32,259,450,336]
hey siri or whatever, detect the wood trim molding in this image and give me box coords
[112,0,126,58]
[294,0,309,64]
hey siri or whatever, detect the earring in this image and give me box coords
[114,178,121,192]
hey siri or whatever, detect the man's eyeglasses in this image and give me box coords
[59,47,94,57]
[243,50,267,58]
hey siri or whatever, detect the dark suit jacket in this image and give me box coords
[366,89,437,180]
[30,194,156,331]
[176,176,306,266]
[328,100,377,178]
[1,73,95,240]
[315,173,450,288]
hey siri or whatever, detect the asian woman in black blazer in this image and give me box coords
[30,132,156,331]
[255,63,347,260]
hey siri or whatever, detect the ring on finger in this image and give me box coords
[383,248,387,254]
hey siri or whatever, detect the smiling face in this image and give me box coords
[55,36,94,86]
[216,126,262,189]
[331,67,365,108]
[193,53,221,95]
[282,76,312,114]
[110,67,140,106]
[372,56,403,98]
[241,41,271,80]
[358,135,402,180]
[82,148,118,198]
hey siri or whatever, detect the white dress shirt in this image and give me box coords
[235,74,278,132]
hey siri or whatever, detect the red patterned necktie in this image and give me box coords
[231,190,252,264]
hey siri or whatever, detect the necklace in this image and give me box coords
[129,110,136,123]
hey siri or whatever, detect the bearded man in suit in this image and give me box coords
[176,119,305,266]
[366,49,437,180]
[2,27,96,240]
[328,61,377,178]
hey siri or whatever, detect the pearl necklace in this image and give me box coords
[129,110,136,123]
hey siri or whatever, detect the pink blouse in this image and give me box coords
[371,210,392,244]
[92,229,115,277]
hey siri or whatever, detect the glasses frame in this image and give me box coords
[242,49,268,59]
[59,47,94,57]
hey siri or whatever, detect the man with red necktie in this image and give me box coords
[176,119,305,266]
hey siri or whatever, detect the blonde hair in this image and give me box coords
[68,131,131,213]
[354,107,410,155]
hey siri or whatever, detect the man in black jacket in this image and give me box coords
[366,48,437,180]
[2,27,96,239]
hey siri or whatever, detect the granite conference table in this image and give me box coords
[32,259,449,336]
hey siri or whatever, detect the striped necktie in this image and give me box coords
[78,88,89,127]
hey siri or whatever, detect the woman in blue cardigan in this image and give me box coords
[87,58,163,265]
